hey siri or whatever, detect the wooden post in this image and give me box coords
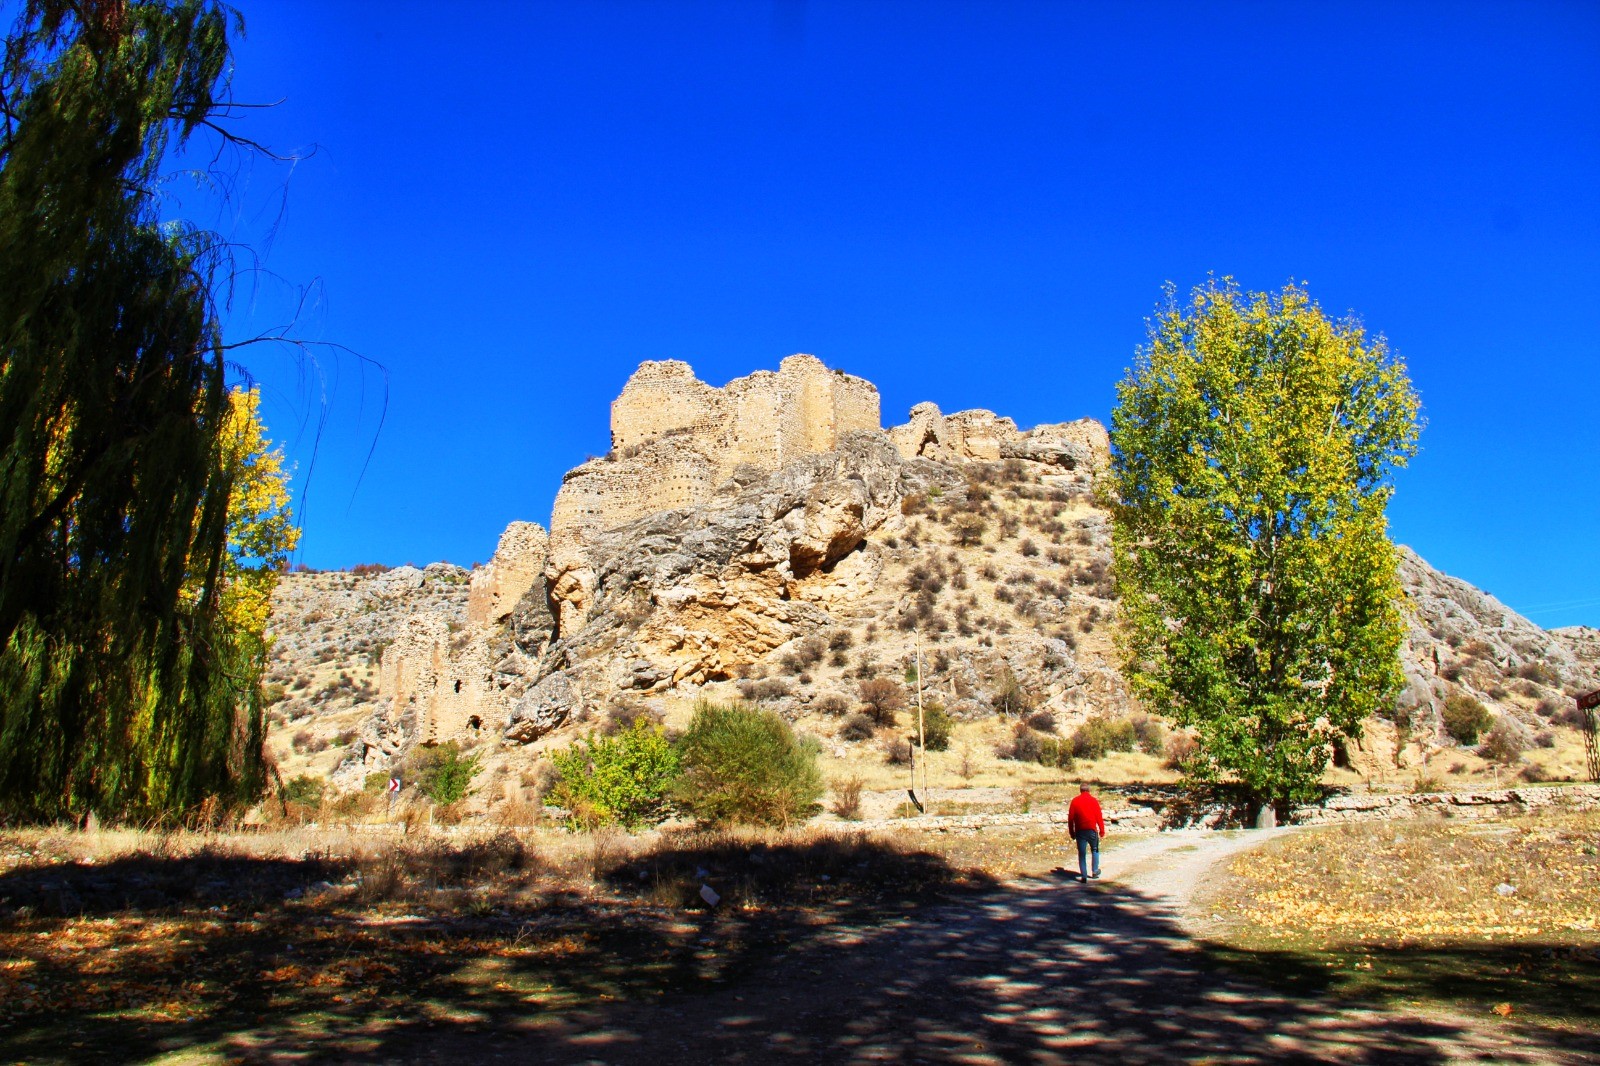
[916,643,927,815]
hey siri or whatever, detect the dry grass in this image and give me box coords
[0,823,990,1061]
[1206,811,1600,944]
[1199,812,1600,1029]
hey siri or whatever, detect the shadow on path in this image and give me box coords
[1,836,1594,1064]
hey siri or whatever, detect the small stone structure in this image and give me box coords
[466,521,548,626]
[374,615,504,750]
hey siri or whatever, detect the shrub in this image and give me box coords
[814,692,851,717]
[410,741,483,806]
[549,718,681,829]
[1024,709,1057,733]
[282,774,325,806]
[738,677,792,702]
[952,514,988,546]
[1441,694,1493,745]
[859,678,905,726]
[1515,661,1561,687]
[1003,722,1042,762]
[1554,704,1588,729]
[674,701,824,828]
[992,670,1036,716]
[913,701,953,752]
[840,713,877,742]
[1069,716,1137,761]
[883,735,913,765]
[1479,719,1528,765]
[1163,732,1199,771]
[1035,736,1075,770]
[1130,715,1167,756]
[831,776,865,820]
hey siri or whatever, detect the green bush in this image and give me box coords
[674,700,824,828]
[1441,694,1493,745]
[1035,736,1076,770]
[1069,716,1138,761]
[913,701,953,752]
[282,774,325,806]
[548,717,681,830]
[411,741,482,805]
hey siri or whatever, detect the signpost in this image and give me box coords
[1578,691,1600,784]
[387,775,401,818]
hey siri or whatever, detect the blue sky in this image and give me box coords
[167,1,1597,627]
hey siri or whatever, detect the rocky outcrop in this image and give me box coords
[547,354,882,634]
[265,353,1600,789]
[888,402,1109,475]
[543,432,964,691]
[1393,546,1600,736]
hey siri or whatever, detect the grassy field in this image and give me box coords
[1198,811,1600,1030]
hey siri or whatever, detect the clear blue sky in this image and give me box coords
[174,1,1598,627]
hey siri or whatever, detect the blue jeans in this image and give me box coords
[1076,829,1100,880]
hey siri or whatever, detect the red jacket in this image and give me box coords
[1068,792,1105,837]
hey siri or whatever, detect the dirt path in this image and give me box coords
[358,828,1596,1066]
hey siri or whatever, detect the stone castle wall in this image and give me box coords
[546,354,881,635]
[377,615,510,749]
[555,354,880,551]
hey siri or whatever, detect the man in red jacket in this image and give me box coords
[1067,784,1106,882]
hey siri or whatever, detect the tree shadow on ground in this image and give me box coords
[1,836,1594,1064]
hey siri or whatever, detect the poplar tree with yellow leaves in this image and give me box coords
[1109,280,1421,819]
[0,1,294,822]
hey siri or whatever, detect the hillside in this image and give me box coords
[262,357,1600,811]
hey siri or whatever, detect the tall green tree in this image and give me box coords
[1109,280,1421,814]
[0,0,272,822]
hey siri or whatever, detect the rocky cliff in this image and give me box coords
[263,354,1600,795]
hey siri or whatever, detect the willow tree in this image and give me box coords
[0,0,278,822]
[1109,280,1421,817]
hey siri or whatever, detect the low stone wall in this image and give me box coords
[849,784,1600,833]
[1291,784,1600,825]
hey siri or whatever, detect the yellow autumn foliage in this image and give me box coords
[215,387,299,643]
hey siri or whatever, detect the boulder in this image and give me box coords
[505,672,576,743]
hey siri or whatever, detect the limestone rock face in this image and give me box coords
[543,432,962,690]
[467,521,549,626]
[547,354,883,621]
[1394,546,1600,735]
[504,671,576,743]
